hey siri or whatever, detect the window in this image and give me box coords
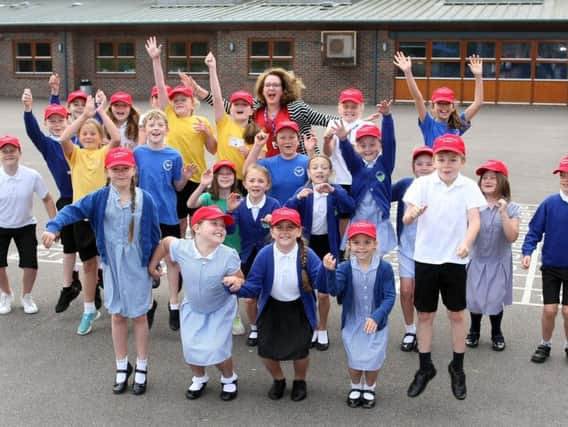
[397,41,426,77]
[96,42,135,74]
[167,41,209,74]
[431,41,461,78]
[14,41,52,74]
[466,41,496,78]
[536,41,567,80]
[500,42,531,79]
[248,39,293,75]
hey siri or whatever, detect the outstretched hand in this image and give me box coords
[468,54,483,77]
[145,36,162,59]
[393,51,412,73]
[323,253,336,271]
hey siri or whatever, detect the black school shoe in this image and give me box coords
[465,332,480,348]
[361,391,376,409]
[346,389,362,408]
[220,379,238,401]
[246,330,258,347]
[491,334,506,351]
[168,304,180,331]
[448,362,466,400]
[147,300,158,330]
[112,363,133,395]
[407,365,437,398]
[54,281,81,313]
[132,369,147,396]
[186,382,207,400]
[268,379,286,400]
[531,344,551,363]
[291,380,307,402]
[400,333,417,352]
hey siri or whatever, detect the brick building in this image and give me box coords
[0,0,567,105]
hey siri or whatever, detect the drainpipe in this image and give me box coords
[373,30,378,106]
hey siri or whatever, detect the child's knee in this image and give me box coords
[447,310,465,322]
[561,305,568,318]
[417,311,435,323]
[543,304,558,317]
[317,292,330,302]
[82,257,98,273]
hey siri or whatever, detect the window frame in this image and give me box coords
[95,40,136,75]
[13,40,53,76]
[247,38,295,76]
[166,39,210,75]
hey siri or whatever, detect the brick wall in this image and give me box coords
[0,27,395,106]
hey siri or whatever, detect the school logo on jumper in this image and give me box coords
[163,160,173,171]
[293,166,305,177]
[376,171,385,182]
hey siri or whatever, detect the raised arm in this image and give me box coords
[204,52,225,123]
[242,131,268,175]
[145,36,169,110]
[186,168,213,208]
[60,95,97,156]
[393,51,427,122]
[96,90,120,148]
[22,89,48,149]
[463,55,484,122]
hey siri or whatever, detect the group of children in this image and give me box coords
[0,45,567,406]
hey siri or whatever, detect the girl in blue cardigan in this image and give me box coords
[224,208,324,402]
[333,100,397,256]
[226,164,280,346]
[42,148,161,396]
[323,221,396,409]
[286,154,355,350]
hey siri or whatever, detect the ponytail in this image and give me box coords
[297,237,313,292]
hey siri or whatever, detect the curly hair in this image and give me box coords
[254,68,305,106]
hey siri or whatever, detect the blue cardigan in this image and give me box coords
[325,258,396,330]
[230,243,325,330]
[227,196,280,263]
[46,186,161,266]
[391,176,414,242]
[522,193,568,269]
[339,114,395,221]
[285,183,355,258]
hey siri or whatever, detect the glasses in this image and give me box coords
[264,83,282,88]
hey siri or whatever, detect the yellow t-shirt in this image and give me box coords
[66,145,110,202]
[165,105,213,183]
[216,114,249,181]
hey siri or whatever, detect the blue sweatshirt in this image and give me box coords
[24,111,73,199]
[522,193,568,269]
[325,258,395,330]
[285,183,355,259]
[230,243,325,330]
[339,114,395,221]
[46,186,161,266]
[391,176,414,242]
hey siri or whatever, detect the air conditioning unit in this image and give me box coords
[323,31,356,59]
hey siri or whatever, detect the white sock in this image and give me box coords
[84,302,96,314]
[250,324,257,331]
[135,359,147,384]
[363,382,376,400]
[564,340,568,349]
[541,340,552,347]
[405,323,417,334]
[317,330,329,344]
[312,330,318,343]
[115,357,128,383]
[170,303,179,310]
[221,372,238,392]
[189,375,209,391]
[249,325,258,338]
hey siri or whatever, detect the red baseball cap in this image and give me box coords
[110,91,133,106]
[476,159,509,177]
[431,87,455,104]
[270,207,302,228]
[355,123,381,141]
[229,90,254,106]
[150,85,172,98]
[338,88,363,104]
[67,90,88,104]
[412,146,434,160]
[105,147,136,169]
[44,104,68,120]
[191,205,234,227]
[213,160,237,174]
[433,134,466,155]
[0,135,21,150]
[347,221,377,240]
[274,120,299,135]
[553,155,568,174]
[168,85,194,100]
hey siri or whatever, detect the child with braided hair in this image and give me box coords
[223,208,324,402]
[42,148,161,396]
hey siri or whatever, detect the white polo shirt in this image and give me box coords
[0,165,49,228]
[271,243,300,301]
[403,172,485,265]
[311,191,328,235]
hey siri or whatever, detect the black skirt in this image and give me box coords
[257,297,312,361]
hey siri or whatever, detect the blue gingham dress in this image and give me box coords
[341,255,389,371]
[102,186,152,318]
[170,240,241,366]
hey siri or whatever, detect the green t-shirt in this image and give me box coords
[199,192,241,252]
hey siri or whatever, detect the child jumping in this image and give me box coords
[323,221,395,409]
